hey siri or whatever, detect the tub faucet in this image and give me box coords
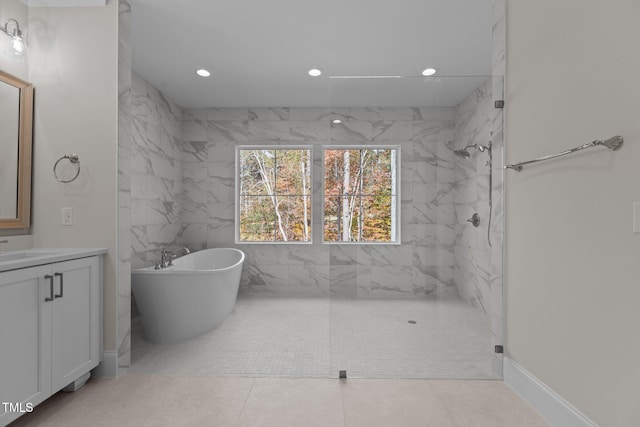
[155,246,190,269]
[157,247,170,269]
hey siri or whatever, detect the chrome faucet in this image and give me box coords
[155,246,190,269]
[157,247,170,269]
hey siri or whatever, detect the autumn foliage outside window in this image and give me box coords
[323,147,399,243]
[237,147,312,242]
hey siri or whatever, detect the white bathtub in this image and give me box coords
[132,248,245,344]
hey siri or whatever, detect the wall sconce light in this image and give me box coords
[1,19,26,58]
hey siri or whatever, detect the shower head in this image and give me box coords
[454,142,492,159]
[453,148,471,159]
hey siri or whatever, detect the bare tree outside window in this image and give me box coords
[323,147,399,243]
[237,147,312,242]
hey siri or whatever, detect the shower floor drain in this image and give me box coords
[408,320,417,324]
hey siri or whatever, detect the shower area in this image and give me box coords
[126,73,505,380]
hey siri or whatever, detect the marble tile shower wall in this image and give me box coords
[130,72,184,270]
[452,79,494,313]
[180,107,458,299]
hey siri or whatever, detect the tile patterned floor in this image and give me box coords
[130,295,497,379]
[10,375,550,427]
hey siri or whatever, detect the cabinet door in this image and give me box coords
[51,257,100,391]
[0,265,52,426]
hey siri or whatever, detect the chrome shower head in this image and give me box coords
[453,149,471,159]
[454,142,492,159]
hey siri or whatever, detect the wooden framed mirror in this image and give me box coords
[0,70,33,229]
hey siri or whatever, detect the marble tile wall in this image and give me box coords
[452,79,494,312]
[181,107,459,299]
[129,72,183,269]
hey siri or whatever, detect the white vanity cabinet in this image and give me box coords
[0,254,102,426]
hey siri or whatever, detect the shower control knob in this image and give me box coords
[467,213,481,227]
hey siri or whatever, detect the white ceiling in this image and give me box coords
[130,0,493,109]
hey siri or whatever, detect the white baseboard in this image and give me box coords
[92,351,119,378]
[504,357,599,427]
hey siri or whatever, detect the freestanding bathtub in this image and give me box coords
[132,248,245,344]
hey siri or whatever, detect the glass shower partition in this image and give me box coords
[326,75,504,379]
[128,75,503,381]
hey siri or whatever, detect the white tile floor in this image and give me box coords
[10,376,551,427]
[131,295,497,379]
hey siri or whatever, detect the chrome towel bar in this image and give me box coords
[505,135,624,172]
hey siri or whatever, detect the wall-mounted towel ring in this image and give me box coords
[53,154,81,183]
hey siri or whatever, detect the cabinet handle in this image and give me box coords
[54,272,64,299]
[45,275,54,302]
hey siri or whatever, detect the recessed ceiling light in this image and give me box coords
[308,68,322,77]
[422,68,437,76]
[332,119,342,124]
[196,68,211,77]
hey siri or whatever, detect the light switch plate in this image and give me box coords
[634,202,640,234]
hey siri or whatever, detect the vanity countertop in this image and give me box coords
[0,248,107,273]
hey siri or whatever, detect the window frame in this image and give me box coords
[235,145,314,244]
[321,145,401,245]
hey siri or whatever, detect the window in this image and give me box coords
[323,146,400,243]
[236,146,312,243]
